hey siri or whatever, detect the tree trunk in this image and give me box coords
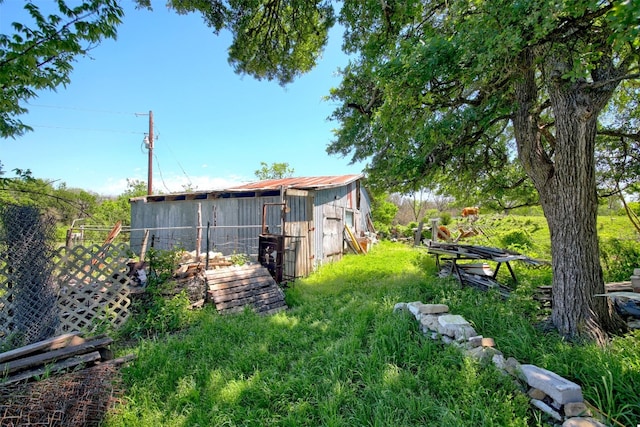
[513,49,626,343]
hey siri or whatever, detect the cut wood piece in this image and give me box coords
[2,351,102,386]
[0,333,85,364]
[0,336,113,375]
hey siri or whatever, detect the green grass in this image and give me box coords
[106,240,640,427]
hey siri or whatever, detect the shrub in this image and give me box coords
[499,230,533,251]
[439,211,452,226]
[600,237,640,282]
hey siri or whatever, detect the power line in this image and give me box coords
[32,124,144,135]
[26,103,138,116]
[155,123,193,189]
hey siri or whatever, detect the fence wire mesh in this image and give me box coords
[0,204,59,349]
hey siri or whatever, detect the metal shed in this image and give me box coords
[129,174,374,281]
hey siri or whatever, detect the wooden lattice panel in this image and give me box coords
[52,243,133,334]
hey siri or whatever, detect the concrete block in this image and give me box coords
[419,303,449,314]
[527,387,547,400]
[407,301,425,319]
[437,314,471,338]
[481,337,495,347]
[454,324,478,341]
[468,335,483,348]
[562,417,608,427]
[563,401,591,418]
[393,302,408,313]
[521,364,583,404]
[420,314,440,333]
[531,399,562,421]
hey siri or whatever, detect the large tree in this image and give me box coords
[169,0,639,342]
[326,0,639,342]
[0,0,123,138]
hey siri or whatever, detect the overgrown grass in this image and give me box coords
[106,241,640,427]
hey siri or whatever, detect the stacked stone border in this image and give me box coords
[393,301,609,427]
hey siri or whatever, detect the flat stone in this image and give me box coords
[521,365,583,404]
[454,325,478,341]
[528,387,547,400]
[393,302,408,313]
[481,337,495,347]
[531,399,562,421]
[564,402,591,418]
[441,335,454,344]
[562,417,608,427]
[466,346,502,364]
[492,353,506,371]
[505,357,524,380]
[468,335,483,348]
[420,314,440,333]
[437,314,471,338]
[419,304,449,314]
[407,301,425,319]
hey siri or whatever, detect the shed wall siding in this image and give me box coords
[130,178,372,276]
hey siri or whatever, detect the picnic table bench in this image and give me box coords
[426,242,547,297]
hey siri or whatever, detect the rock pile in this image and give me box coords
[394,301,608,427]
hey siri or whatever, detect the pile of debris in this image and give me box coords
[0,333,134,426]
[0,332,133,386]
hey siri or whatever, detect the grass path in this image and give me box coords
[106,241,640,427]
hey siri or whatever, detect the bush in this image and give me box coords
[439,211,452,226]
[119,247,194,340]
[499,230,534,251]
[600,237,640,282]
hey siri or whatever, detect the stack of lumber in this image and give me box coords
[206,264,287,315]
[0,333,134,386]
[535,281,637,309]
[178,250,233,271]
[456,266,512,299]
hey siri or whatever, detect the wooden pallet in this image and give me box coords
[206,265,287,315]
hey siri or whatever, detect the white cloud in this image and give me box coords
[95,173,252,196]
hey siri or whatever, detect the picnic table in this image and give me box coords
[426,242,547,297]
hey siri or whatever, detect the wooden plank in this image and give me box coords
[209,276,275,293]
[0,333,85,364]
[205,265,269,281]
[213,288,284,310]
[0,336,112,375]
[2,351,102,386]
[210,288,284,306]
[208,273,274,288]
[210,283,279,303]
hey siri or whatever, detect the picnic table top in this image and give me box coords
[426,242,547,266]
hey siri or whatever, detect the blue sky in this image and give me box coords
[1,2,364,195]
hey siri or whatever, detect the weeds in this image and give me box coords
[107,241,640,427]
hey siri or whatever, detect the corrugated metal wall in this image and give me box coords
[312,182,372,269]
[130,180,372,276]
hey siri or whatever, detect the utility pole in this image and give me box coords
[136,110,155,195]
[147,110,154,195]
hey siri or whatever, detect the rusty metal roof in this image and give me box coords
[228,174,364,191]
[129,174,364,203]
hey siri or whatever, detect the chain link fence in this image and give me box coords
[0,204,59,350]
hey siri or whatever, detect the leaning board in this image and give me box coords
[206,264,287,315]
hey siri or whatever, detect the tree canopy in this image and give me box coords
[254,161,295,180]
[168,0,639,342]
[0,0,123,138]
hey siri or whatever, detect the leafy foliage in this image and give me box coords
[0,0,124,137]
[254,161,295,180]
